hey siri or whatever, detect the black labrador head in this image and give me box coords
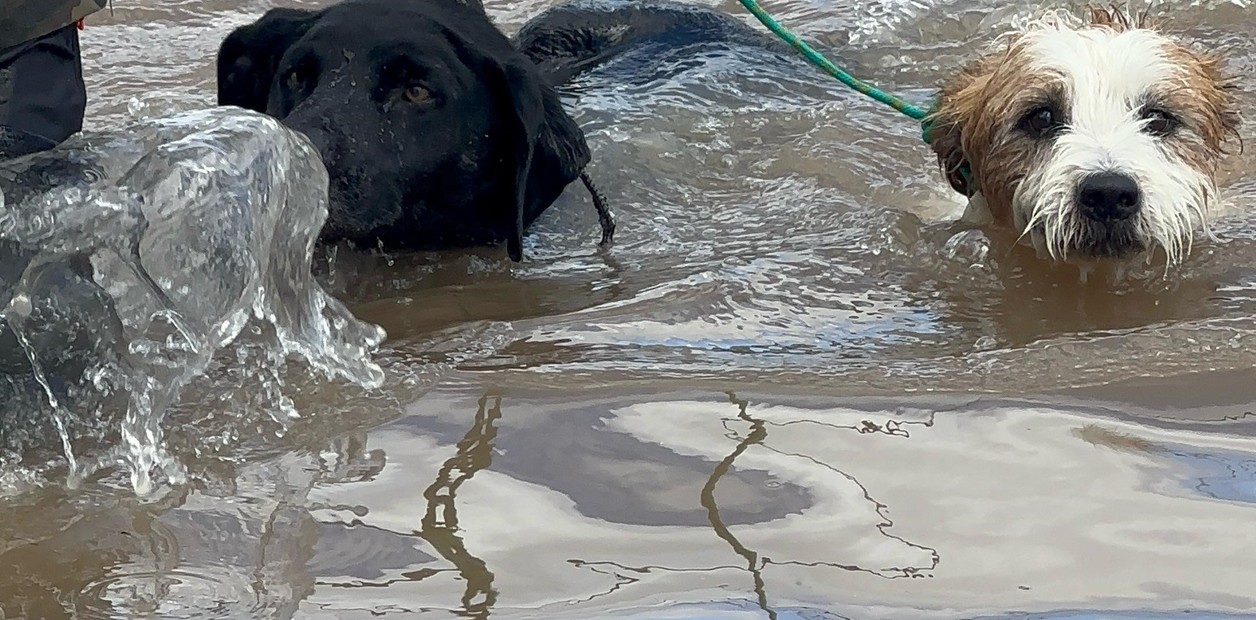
[216,0,590,261]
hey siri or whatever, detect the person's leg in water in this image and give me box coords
[0,23,86,159]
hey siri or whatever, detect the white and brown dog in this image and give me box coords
[927,6,1239,265]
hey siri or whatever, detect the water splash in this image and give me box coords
[0,108,386,497]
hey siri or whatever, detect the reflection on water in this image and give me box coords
[7,383,1256,617]
[416,395,499,617]
[4,0,1256,617]
[293,391,1256,619]
[704,393,777,619]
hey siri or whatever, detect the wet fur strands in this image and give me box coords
[216,0,610,261]
[927,6,1239,265]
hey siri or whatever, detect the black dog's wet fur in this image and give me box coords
[513,0,789,86]
[217,0,592,261]
[217,0,778,260]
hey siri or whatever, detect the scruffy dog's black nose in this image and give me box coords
[1077,172,1141,222]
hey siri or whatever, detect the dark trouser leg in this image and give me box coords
[0,24,86,160]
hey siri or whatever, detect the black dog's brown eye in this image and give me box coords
[1019,105,1064,139]
[1141,107,1179,137]
[403,85,432,104]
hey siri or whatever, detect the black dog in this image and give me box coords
[217,0,611,261]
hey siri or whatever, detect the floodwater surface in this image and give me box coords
[5,0,1256,618]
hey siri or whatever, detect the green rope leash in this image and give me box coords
[735,0,928,120]
[734,0,953,158]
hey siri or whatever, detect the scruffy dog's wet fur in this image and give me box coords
[926,7,1239,265]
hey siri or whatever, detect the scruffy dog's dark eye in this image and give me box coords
[403,85,433,104]
[1140,107,1179,137]
[1018,105,1064,139]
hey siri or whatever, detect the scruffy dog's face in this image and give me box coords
[929,8,1239,264]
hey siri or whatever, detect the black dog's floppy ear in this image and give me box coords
[492,60,591,261]
[495,62,544,262]
[216,8,317,112]
[527,84,591,213]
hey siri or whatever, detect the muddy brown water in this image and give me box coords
[5,0,1256,618]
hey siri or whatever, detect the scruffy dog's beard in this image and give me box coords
[1012,129,1216,264]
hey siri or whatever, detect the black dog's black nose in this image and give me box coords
[1077,172,1141,222]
